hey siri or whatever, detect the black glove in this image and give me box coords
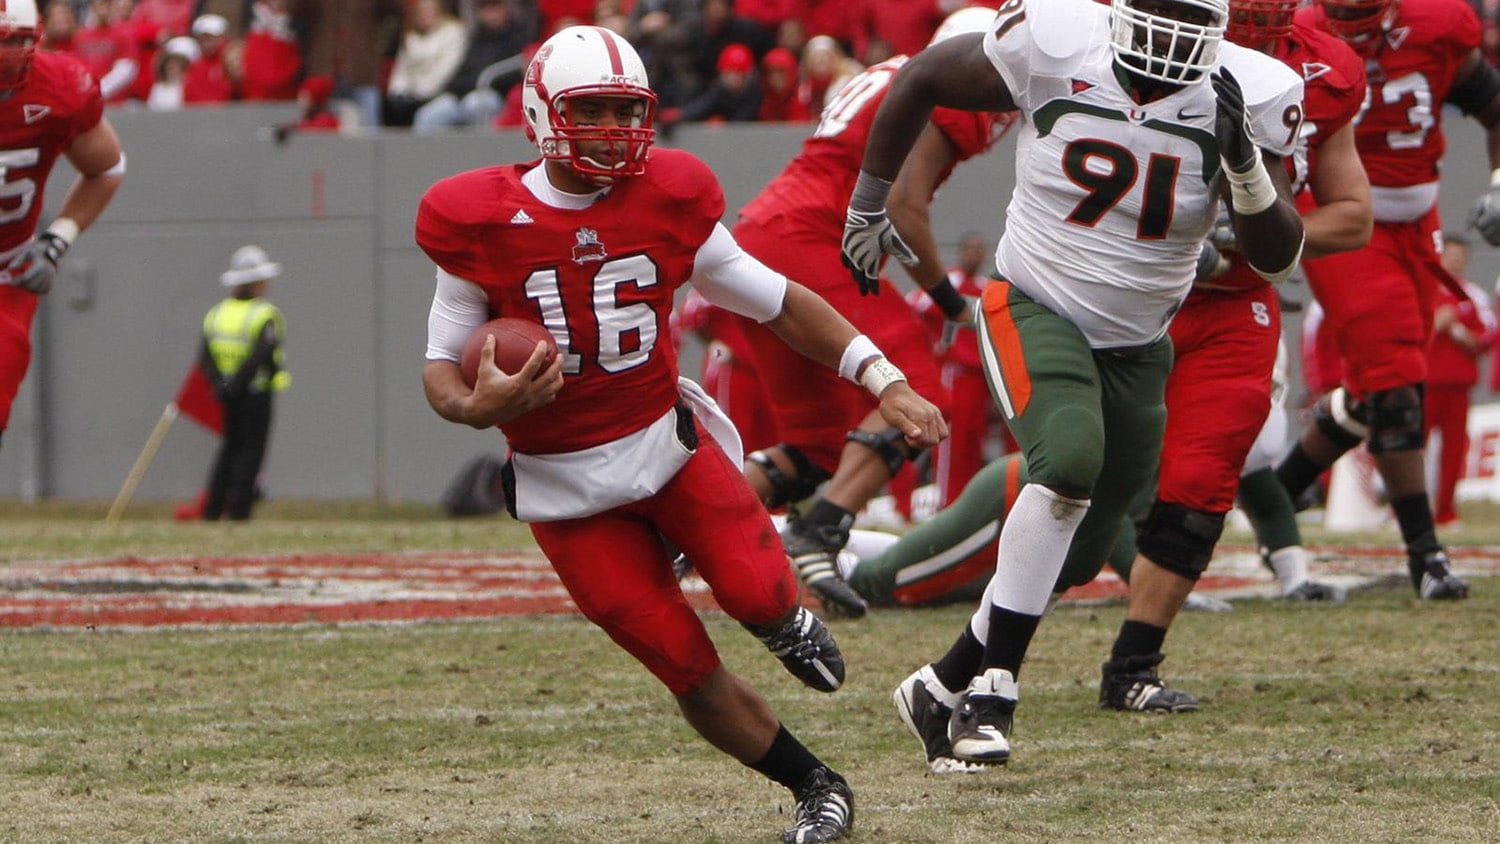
[8,231,69,295]
[1211,68,1257,174]
[841,207,916,296]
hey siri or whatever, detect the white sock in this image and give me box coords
[1267,545,1310,594]
[973,484,1089,624]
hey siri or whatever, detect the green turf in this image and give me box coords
[0,499,1496,842]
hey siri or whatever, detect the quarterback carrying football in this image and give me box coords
[416,25,946,844]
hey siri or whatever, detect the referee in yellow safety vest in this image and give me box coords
[198,245,289,520]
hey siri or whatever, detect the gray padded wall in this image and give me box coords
[2,104,1494,504]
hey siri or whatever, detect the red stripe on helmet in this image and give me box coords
[593,26,624,75]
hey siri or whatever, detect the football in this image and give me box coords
[460,317,559,387]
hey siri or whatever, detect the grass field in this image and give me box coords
[1,499,1498,843]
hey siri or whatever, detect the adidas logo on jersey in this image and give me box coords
[510,209,534,225]
[22,105,49,124]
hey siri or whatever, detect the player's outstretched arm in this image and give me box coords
[765,282,948,448]
[843,35,1015,293]
[1213,69,1304,282]
[888,125,973,322]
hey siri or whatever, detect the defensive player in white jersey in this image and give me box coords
[842,0,1307,765]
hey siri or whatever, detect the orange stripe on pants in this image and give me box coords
[981,281,1031,416]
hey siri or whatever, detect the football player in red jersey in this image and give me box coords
[416,26,945,844]
[729,6,1013,619]
[1278,0,1500,600]
[0,0,125,454]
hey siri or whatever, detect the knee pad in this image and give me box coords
[1367,385,1425,454]
[747,445,830,509]
[1313,387,1369,451]
[1134,500,1225,582]
[846,427,913,477]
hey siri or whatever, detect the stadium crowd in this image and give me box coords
[34,0,1005,130]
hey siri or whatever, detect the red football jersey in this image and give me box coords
[0,52,104,259]
[1282,21,1368,189]
[1212,22,1366,291]
[415,149,724,456]
[738,56,1012,233]
[1298,0,1479,188]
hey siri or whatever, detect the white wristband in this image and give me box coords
[1224,148,1276,216]
[1489,167,1500,188]
[859,357,907,397]
[838,334,881,382]
[46,217,80,246]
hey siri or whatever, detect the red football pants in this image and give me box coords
[528,428,797,696]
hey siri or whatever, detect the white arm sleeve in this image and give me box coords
[688,223,789,323]
[99,58,139,100]
[425,268,489,362]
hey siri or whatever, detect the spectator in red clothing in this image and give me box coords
[295,75,341,132]
[240,0,302,101]
[666,41,761,124]
[131,0,198,38]
[735,0,796,31]
[851,0,944,62]
[1425,234,1496,526]
[757,46,809,122]
[73,0,141,103]
[691,0,774,93]
[798,0,855,53]
[539,0,596,30]
[146,34,198,109]
[181,13,238,103]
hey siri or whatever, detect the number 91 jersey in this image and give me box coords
[415,148,724,455]
[982,0,1302,348]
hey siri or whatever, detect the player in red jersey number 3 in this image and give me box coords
[415,26,946,844]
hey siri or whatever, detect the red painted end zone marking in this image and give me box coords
[1,545,1495,630]
[0,551,717,630]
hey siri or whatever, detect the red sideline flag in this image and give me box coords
[174,365,223,434]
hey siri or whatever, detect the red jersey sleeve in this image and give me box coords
[1293,25,1367,140]
[414,169,506,283]
[642,148,725,249]
[930,108,1010,162]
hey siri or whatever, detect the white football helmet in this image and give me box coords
[929,5,996,46]
[1110,0,1229,85]
[522,26,657,184]
[0,0,40,93]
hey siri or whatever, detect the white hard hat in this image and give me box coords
[221,245,281,287]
